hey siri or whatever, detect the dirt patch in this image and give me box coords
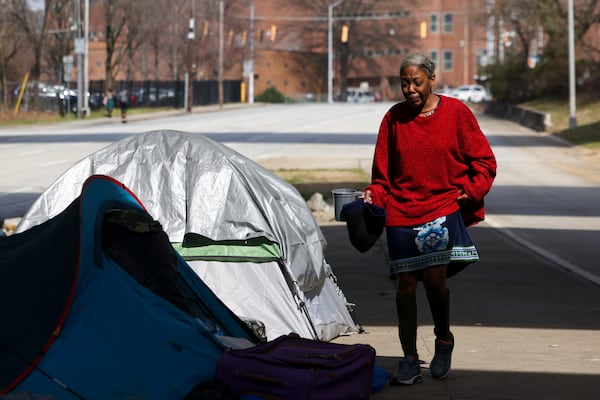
[271,168,371,225]
[272,168,370,201]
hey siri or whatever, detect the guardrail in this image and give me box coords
[484,101,551,132]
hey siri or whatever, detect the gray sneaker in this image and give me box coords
[430,339,454,380]
[390,356,423,386]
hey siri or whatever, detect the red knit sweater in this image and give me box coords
[367,95,496,227]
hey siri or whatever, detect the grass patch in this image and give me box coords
[554,121,600,149]
[520,99,600,149]
[272,168,370,201]
[0,106,176,126]
[0,110,65,126]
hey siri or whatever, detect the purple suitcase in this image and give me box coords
[216,334,376,400]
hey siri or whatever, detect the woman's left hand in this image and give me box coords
[457,188,469,203]
[362,189,373,204]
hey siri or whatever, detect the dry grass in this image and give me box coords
[0,110,66,125]
[520,99,600,149]
[273,168,370,201]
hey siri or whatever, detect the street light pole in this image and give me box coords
[218,1,224,108]
[186,0,196,112]
[327,0,345,104]
[248,2,255,104]
[83,0,89,117]
[567,0,577,128]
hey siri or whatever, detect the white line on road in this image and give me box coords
[485,215,600,287]
[38,159,69,167]
[17,149,45,156]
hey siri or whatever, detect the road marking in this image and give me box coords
[485,215,600,287]
[0,187,35,196]
[18,149,44,156]
[485,214,600,231]
[552,162,600,183]
[38,159,69,167]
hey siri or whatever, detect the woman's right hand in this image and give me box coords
[362,189,373,204]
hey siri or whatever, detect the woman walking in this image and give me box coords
[363,53,496,385]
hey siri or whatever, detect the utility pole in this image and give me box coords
[186,0,195,112]
[75,0,84,119]
[218,1,224,108]
[327,0,345,104]
[567,0,577,128]
[248,2,255,104]
[83,0,89,117]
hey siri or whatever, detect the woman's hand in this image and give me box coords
[456,188,469,203]
[362,189,373,204]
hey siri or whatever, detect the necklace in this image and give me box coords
[420,108,436,117]
[419,96,441,117]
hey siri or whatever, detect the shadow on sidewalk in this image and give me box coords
[322,223,600,399]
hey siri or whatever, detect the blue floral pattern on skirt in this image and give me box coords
[414,217,449,253]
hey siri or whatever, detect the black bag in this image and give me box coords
[340,200,386,252]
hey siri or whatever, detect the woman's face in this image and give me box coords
[400,65,435,110]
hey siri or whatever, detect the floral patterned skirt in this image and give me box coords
[387,210,479,278]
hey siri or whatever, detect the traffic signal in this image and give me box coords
[420,21,427,38]
[341,24,349,43]
[270,25,277,41]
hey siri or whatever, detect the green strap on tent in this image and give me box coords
[172,241,282,263]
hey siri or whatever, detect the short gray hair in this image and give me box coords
[400,53,436,78]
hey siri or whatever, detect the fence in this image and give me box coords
[90,80,242,109]
[6,79,242,115]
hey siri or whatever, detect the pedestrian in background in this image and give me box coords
[118,88,129,123]
[103,89,115,117]
[363,53,496,386]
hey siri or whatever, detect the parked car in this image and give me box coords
[448,84,491,103]
[346,87,375,103]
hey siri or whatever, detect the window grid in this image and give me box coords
[443,13,453,33]
[443,50,453,71]
[430,13,439,34]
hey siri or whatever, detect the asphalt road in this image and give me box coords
[1,102,599,287]
[2,102,599,399]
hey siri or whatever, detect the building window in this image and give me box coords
[388,11,411,17]
[430,14,439,34]
[442,50,453,71]
[443,13,453,33]
[430,50,439,68]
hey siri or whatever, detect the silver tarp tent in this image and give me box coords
[17,130,359,341]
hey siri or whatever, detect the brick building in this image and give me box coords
[84,0,490,102]
[246,0,490,101]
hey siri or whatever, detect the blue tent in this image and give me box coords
[0,175,259,399]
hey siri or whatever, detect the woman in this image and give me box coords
[364,53,496,385]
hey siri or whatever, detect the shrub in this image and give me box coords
[255,86,285,103]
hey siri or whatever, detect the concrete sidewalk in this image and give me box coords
[323,218,600,400]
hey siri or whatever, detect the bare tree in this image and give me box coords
[102,0,128,90]
[8,0,55,109]
[140,0,171,80]
[488,0,600,98]
[0,2,23,110]
[286,0,407,100]
[44,0,76,83]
